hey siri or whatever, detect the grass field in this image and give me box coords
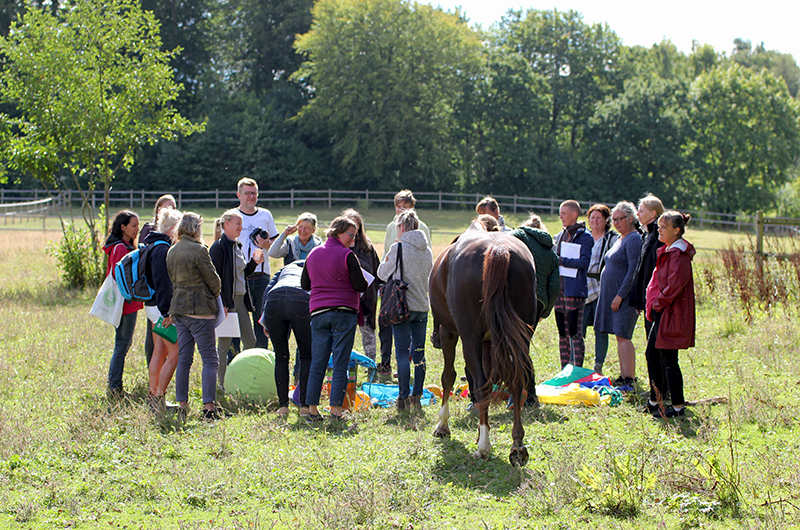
[1,208,799,529]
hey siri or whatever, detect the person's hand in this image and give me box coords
[255,234,269,249]
[253,248,265,264]
[611,295,622,312]
[224,307,228,317]
[262,327,269,337]
[162,316,173,327]
[284,224,298,235]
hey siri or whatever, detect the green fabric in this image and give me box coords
[541,364,596,387]
[224,348,278,403]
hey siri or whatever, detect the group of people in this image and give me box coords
[101,182,695,422]
[550,197,695,418]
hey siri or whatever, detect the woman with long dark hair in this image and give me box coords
[102,209,141,398]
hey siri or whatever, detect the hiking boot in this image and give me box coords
[409,395,422,412]
[640,401,662,414]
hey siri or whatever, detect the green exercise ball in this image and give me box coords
[223,348,277,403]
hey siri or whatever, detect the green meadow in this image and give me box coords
[1,207,799,529]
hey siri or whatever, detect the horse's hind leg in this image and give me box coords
[509,386,529,466]
[434,327,458,438]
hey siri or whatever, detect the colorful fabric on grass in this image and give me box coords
[536,364,622,407]
[359,383,436,408]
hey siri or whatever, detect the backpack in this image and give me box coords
[114,240,169,302]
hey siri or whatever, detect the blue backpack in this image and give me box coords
[114,240,169,302]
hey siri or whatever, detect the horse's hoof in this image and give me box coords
[509,446,529,467]
[472,449,491,460]
[433,426,450,438]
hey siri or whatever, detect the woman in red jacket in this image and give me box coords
[644,211,695,418]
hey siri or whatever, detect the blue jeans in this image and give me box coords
[306,310,357,408]
[174,315,219,405]
[582,299,609,367]
[392,311,428,399]
[247,274,270,350]
[108,311,137,390]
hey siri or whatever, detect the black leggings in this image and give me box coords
[644,311,684,405]
[263,289,312,407]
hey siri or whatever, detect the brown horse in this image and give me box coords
[429,222,538,465]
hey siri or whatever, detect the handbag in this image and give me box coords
[379,243,410,327]
[89,274,125,327]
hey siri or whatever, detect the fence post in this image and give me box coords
[550,198,555,216]
[756,210,764,255]
[92,190,96,211]
[439,190,442,211]
[130,189,133,209]
[141,190,145,209]
[513,195,517,213]
[178,190,182,209]
[365,189,369,208]
[291,189,294,209]
[328,189,332,210]
[215,189,219,209]
[700,211,704,229]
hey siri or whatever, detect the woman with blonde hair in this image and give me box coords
[167,212,223,420]
[209,209,264,391]
[143,208,184,412]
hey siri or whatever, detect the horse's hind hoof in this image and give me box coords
[509,446,529,467]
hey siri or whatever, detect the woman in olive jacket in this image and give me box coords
[167,212,223,420]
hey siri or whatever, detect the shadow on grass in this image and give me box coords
[430,436,528,496]
[0,282,89,308]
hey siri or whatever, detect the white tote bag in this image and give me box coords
[89,274,125,328]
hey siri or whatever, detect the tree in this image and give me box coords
[731,38,800,97]
[683,64,800,213]
[292,0,484,191]
[497,9,623,149]
[583,76,690,204]
[452,47,553,196]
[0,0,204,244]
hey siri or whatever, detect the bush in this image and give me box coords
[49,223,104,289]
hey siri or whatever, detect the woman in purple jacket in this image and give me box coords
[301,216,368,422]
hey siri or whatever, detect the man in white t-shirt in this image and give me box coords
[379,189,432,378]
[236,178,279,350]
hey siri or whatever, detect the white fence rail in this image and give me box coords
[0,188,797,236]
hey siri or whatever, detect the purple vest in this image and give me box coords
[305,237,360,313]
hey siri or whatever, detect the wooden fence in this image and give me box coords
[1,188,798,239]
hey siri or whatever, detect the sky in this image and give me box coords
[426,0,800,60]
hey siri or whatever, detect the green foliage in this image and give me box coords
[576,451,657,517]
[293,0,484,191]
[0,0,204,233]
[48,223,104,289]
[683,64,800,213]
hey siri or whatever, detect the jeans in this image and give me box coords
[306,310,357,408]
[247,274,270,350]
[174,315,219,405]
[264,290,312,407]
[108,311,138,391]
[392,311,428,399]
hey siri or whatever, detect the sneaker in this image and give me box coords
[652,405,685,419]
[640,401,662,414]
[465,402,478,415]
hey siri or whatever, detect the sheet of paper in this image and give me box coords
[215,312,241,338]
[559,266,578,278]
[560,242,581,259]
[361,267,375,287]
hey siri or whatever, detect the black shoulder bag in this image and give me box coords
[379,243,410,327]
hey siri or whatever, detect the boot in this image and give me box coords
[396,397,409,411]
[409,394,422,412]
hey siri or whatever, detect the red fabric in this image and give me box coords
[106,242,143,315]
[645,240,695,350]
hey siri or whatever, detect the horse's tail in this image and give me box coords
[480,240,533,394]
